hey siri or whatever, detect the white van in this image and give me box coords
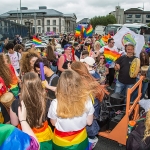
[95,25,105,35]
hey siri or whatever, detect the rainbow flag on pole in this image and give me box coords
[75,25,84,37]
[0,124,39,150]
[33,36,42,45]
[104,48,121,65]
[53,128,92,150]
[86,25,93,37]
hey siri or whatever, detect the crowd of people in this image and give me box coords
[0,33,150,150]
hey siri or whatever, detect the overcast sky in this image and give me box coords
[0,0,149,21]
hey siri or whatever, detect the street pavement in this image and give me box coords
[94,136,126,150]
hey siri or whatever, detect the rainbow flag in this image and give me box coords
[99,39,105,47]
[0,124,39,150]
[86,25,93,37]
[9,84,19,97]
[101,34,111,43]
[75,25,82,37]
[104,48,121,65]
[18,121,53,149]
[33,36,42,45]
[53,128,92,150]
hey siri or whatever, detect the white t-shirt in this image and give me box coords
[8,51,21,70]
[99,45,118,68]
[48,98,94,132]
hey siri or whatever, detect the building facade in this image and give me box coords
[109,6,150,24]
[0,6,77,34]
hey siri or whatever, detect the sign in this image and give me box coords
[113,27,145,57]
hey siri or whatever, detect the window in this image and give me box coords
[135,14,141,18]
[146,20,150,23]
[53,20,56,25]
[53,27,56,32]
[47,27,50,32]
[47,20,50,25]
[134,20,141,23]
[38,27,41,33]
[126,20,132,23]
[37,20,41,25]
[126,14,132,18]
[146,15,150,18]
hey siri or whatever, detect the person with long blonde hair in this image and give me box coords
[71,61,109,148]
[48,70,95,150]
[10,72,53,149]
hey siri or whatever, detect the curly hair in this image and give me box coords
[14,44,24,52]
[0,53,12,87]
[20,50,39,73]
[20,72,46,128]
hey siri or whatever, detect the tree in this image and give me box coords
[90,15,117,29]
[148,23,150,27]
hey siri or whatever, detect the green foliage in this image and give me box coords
[148,23,150,27]
[90,15,117,29]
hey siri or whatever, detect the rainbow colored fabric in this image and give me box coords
[86,25,93,37]
[99,39,105,47]
[75,25,83,37]
[0,124,39,150]
[53,128,92,150]
[104,48,121,65]
[33,37,42,45]
[75,24,93,38]
[18,121,53,149]
[9,65,19,97]
[101,34,111,43]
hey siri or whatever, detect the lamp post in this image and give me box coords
[20,0,22,25]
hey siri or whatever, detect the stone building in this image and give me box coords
[0,6,77,34]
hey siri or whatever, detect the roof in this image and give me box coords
[64,13,77,19]
[0,9,74,17]
[125,8,143,12]
[77,18,90,24]
[125,8,150,14]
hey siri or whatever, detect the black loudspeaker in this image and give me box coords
[110,93,125,111]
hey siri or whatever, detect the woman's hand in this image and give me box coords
[18,101,27,121]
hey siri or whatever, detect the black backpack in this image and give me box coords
[126,121,150,150]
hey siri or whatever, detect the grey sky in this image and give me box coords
[0,0,149,21]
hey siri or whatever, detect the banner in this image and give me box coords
[113,27,145,58]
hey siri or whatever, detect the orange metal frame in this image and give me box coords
[99,76,144,145]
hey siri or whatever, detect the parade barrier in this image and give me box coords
[99,76,144,145]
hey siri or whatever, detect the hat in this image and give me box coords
[64,44,72,50]
[80,56,95,66]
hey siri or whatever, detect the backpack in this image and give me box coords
[49,74,59,86]
[126,121,150,150]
